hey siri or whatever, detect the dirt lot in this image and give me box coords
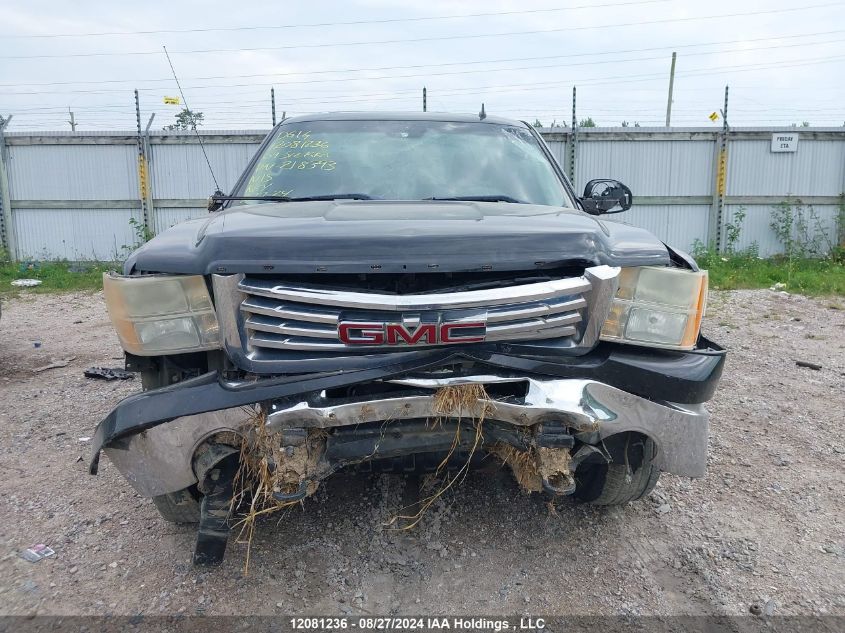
[0,289,843,617]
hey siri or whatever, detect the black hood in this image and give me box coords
[126,200,670,275]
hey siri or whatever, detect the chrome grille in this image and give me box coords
[235,272,602,353]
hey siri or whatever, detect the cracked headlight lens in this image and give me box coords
[600,266,708,350]
[103,273,220,355]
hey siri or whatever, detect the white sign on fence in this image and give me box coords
[771,133,799,153]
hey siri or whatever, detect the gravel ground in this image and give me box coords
[0,288,843,617]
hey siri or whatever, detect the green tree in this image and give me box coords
[0,114,7,128]
[532,119,544,128]
[578,117,597,128]
[164,108,204,131]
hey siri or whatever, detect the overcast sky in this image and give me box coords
[1,0,843,131]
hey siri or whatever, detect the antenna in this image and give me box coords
[479,103,486,120]
[162,45,221,193]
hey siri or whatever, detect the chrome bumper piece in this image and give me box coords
[103,409,244,498]
[104,375,708,498]
[266,376,708,478]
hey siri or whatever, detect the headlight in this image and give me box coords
[103,273,221,355]
[600,266,707,350]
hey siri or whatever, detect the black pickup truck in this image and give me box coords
[91,112,724,564]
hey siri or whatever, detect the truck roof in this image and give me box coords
[277,111,528,127]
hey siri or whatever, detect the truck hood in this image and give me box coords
[125,200,670,275]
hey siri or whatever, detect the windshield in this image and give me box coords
[236,119,573,208]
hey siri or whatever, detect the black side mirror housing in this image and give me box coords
[579,179,633,215]
[207,189,226,212]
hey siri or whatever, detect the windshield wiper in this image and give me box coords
[287,193,376,202]
[208,193,375,210]
[422,195,527,204]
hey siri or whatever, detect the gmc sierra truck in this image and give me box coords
[90,113,724,565]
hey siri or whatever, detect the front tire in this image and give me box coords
[152,487,201,523]
[573,435,660,505]
[141,358,205,524]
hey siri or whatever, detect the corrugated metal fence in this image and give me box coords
[0,126,842,261]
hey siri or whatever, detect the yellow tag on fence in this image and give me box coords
[708,112,719,122]
[163,96,180,105]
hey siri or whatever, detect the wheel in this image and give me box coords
[138,363,203,523]
[152,487,201,523]
[573,435,660,505]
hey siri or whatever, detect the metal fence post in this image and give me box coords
[143,114,156,234]
[135,90,151,236]
[708,133,721,250]
[0,115,17,261]
[569,86,577,184]
[709,87,730,252]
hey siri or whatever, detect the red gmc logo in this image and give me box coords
[338,321,486,346]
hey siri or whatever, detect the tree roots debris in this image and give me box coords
[229,383,581,571]
[385,383,494,530]
[230,408,326,574]
[488,443,543,492]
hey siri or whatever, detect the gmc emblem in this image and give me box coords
[338,320,486,346]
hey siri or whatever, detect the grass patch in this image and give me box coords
[1,254,844,298]
[0,261,117,297]
[695,251,845,296]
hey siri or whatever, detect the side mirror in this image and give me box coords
[207,189,225,212]
[579,179,633,214]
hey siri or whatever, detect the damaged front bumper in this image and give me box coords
[90,341,724,498]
